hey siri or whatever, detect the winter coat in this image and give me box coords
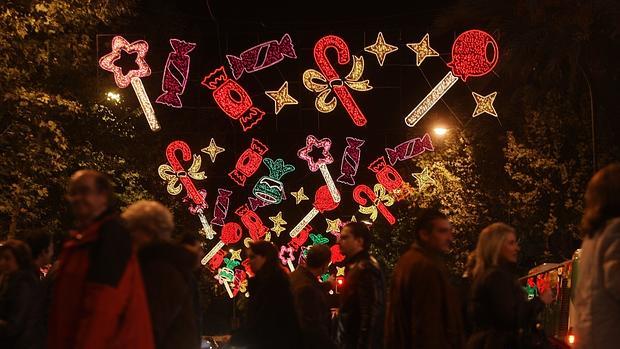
[289,266,336,349]
[385,244,464,349]
[467,263,544,349]
[231,263,301,349]
[138,240,200,349]
[336,250,385,349]
[48,213,154,349]
[574,217,620,349]
[0,268,45,349]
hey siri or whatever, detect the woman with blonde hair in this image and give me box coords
[123,200,200,349]
[467,223,552,349]
[574,164,620,349]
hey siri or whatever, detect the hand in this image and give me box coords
[539,289,553,305]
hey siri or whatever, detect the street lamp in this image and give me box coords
[433,127,449,137]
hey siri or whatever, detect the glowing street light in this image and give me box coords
[433,127,449,136]
[106,91,121,104]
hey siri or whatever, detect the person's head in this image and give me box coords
[24,229,53,267]
[581,163,620,237]
[179,232,202,268]
[338,222,371,258]
[0,240,33,275]
[473,222,519,278]
[122,200,174,247]
[414,208,453,254]
[305,244,332,275]
[67,170,114,225]
[247,240,278,274]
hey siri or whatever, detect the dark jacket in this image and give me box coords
[290,266,336,349]
[467,263,545,349]
[231,263,301,349]
[139,240,200,349]
[0,268,45,349]
[385,244,464,349]
[48,213,154,349]
[337,250,385,349]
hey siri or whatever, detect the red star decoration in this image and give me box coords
[99,36,151,88]
[297,135,333,172]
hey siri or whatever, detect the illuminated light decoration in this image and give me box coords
[471,91,498,117]
[330,244,345,263]
[248,196,270,211]
[233,269,248,294]
[98,36,160,131]
[201,67,266,131]
[412,167,437,190]
[289,185,340,238]
[201,222,243,266]
[207,250,227,272]
[321,273,330,283]
[288,225,312,251]
[304,35,372,126]
[336,266,346,277]
[291,187,309,205]
[297,135,341,203]
[184,190,217,240]
[298,246,309,265]
[199,213,217,239]
[326,218,342,234]
[252,158,295,205]
[269,212,287,237]
[235,204,269,241]
[155,39,196,108]
[216,265,235,298]
[226,33,296,80]
[350,216,357,222]
[211,188,232,227]
[404,29,499,127]
[230,249,242,261]
[385,133,434,165]
[228,138,269,186]
[337,137,365,186]
[159,141,206,205]
[265,81,298,115]
[364,32,399,66]
[368,156,404,193]
[309,234,329,245]
[354,183,396,225]
[406,33,439,66]
[279,245,296,271]
[201,138,225,163]
[242,258,254,278]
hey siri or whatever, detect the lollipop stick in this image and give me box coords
[319,165,341,203]
[223,282,233,298]
[404,71,458,127]
[289,207,319,238]
[198,212,217,239]
[287,260,295,272]
[131,77,161,131]
[201,240,225,265]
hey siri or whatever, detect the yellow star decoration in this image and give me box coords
[229,249,242,261]
[350,215,357,222]
[201,138,225,163]
[406,33,439,66]
[291,187,309,205]
[364,32,398,67]
[326,218,342,233]
[265,81,298,115]
[269,212,287,237]
[336,266,346,277]
[471,91,498,118]
[412,167,436,189]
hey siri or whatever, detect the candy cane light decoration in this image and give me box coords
[99,36,160,131]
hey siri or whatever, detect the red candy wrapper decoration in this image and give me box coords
[368,156,404,193]
[211,188,232,227]
[201,67,266,131]
[314,35,367,126]
[337,137,365,186]
[207,250,227,272]
[235,204,269,241]
[288,225,312,251]
[385,133,434,165]
[165,141,205,206]
[156,38,196,108]
[226,33,297,80]
[248,196,270,210]
[229,138,269,186]
[330,244,345,264]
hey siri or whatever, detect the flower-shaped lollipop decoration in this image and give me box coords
[297,135,340,203]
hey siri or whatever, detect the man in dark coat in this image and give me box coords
[336,222,385,349]
[123,200,200,349]
[290,244,336,349]
[48,170,154,349]
[385,208,464,349]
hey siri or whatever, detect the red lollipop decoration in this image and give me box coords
[201,222,242,265]
[404,29,498,127]
[289,185,339,238]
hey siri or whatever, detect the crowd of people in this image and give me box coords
[0,164,619,349]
